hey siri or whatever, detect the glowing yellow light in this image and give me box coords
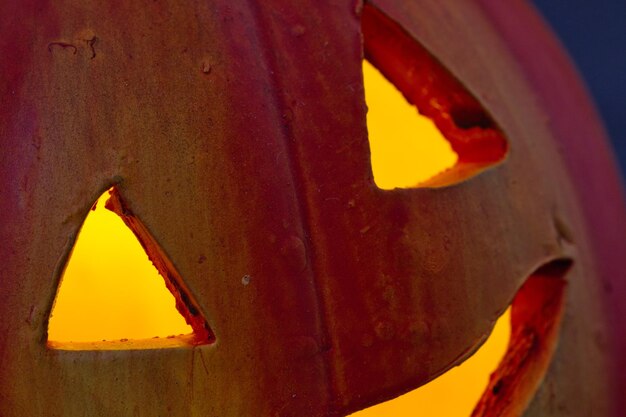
[351,309,511,416]
[47,190,192,345]
[363,60,458,189]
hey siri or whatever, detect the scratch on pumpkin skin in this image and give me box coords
[25,305,35,326]
[81,36,98,59]
[47,42,77,55]
[47,35,97,59]
[189,347,195,401]
[198,347,210,375]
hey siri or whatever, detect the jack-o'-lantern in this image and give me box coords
[1,0,624,416]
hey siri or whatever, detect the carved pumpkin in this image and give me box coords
[1,0,624,416]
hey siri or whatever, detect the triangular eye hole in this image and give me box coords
[362,5,508,189]
[363,60,459,189]
[47,187,214,350]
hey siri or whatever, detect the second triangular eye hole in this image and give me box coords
[47,187,213,350]
[363,60,459,189]
[362,5,508,189]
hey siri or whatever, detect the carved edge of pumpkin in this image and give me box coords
[46,185,215,350]
[335,257,570,417]
[471,259,571,417]
[101,186,215,347]
[361,4,508,188]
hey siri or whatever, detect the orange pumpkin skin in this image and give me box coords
[0,1,624,416]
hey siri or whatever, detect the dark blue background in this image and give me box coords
[532,1,626,179]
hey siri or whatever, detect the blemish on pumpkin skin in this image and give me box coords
[200,59,212,74]
[353,0,363,15]
[290,24,306,37]
[48,31,98,60]
[374,320,395,341]
[553,214,575,244]
[79,35,98,59]
[280,235,308,273]
[242,275,251,286]
[361,334,374,348]
[382,285,396,305]
[47,41,77,55]
[25,305,36,326]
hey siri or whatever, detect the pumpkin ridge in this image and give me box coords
[240,0,336,412]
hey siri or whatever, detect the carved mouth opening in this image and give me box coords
[472,258,570,416]
[350,258,570,416]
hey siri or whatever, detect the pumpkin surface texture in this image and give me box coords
[1,0,625,416]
